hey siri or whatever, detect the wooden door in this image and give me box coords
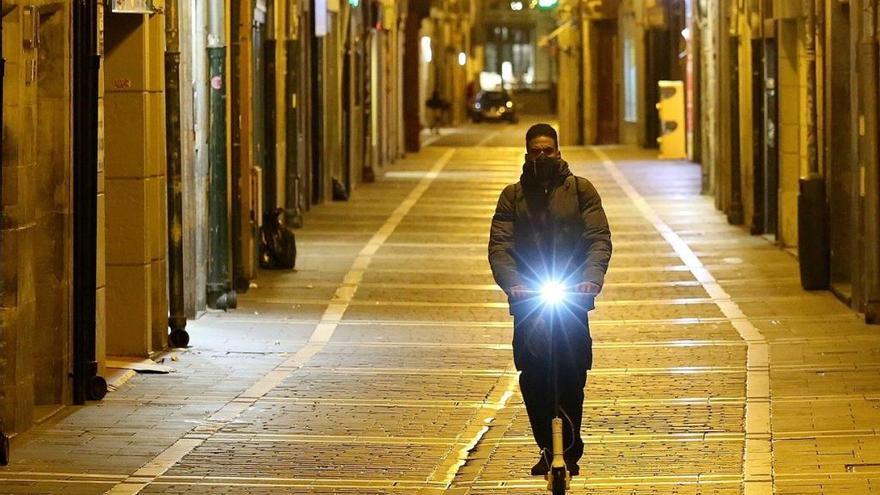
[595,20,618,144]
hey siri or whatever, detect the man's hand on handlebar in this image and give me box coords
[508,285,529,300]
[573,282,601,295]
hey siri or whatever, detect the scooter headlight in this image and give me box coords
[540,281,566,305]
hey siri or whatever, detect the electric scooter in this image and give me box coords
[519,281,593,495]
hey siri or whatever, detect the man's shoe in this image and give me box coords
[530,450,550,476]
[564,457,580,476]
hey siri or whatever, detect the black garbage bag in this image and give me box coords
[332,178,349,201]
[259,208,297,270]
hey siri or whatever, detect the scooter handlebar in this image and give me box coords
[507,291,597,311]
[509,289,598,299]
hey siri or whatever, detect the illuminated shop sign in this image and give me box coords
[108,0,155,14]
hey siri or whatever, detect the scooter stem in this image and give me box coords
[551,417,565,468]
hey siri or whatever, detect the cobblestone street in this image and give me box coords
[2,122,879,494]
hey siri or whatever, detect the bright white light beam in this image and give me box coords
[421,36,432,63]
[540,281,566,305]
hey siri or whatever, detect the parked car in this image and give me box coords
[471,90,518,123]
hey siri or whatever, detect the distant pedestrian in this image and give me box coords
[426,89,449,135]
[465,79,477,106]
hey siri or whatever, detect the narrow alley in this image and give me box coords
[1,121,877,494]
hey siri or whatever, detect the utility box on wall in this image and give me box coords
[656,80,687,160]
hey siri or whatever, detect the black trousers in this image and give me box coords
[512,308,592,462]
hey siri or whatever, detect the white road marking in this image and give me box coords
[476,130,503,147]
[590,147,773,495]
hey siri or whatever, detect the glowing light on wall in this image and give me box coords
[421,36,432,63]
[510,1,524,10]
[501,61,514,83]
[458,52,467,66]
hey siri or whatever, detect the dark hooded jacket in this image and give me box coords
[488,159,612,311]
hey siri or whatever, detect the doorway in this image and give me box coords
[827,2,855,300]
[762,38,779,238]
[644,28,671,148]
[263,2,277,217]
[341,21,365,192]
[751,39,765,232]
[594,20,618,144]
[727,36,743,224]
[309,8,323,203]
[252,2,266,240]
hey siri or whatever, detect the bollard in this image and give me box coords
[656,81,687,160]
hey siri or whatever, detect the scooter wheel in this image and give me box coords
[551,467,567,494]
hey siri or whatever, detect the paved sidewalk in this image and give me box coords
[1,128,879,494]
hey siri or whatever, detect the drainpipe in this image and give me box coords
[206,0,236,309]
[72,0,107,403]
[1,0,7,469]
[164,0,189,346]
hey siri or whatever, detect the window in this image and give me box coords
[485,24,534,88]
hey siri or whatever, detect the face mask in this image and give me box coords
[531,154,559,182]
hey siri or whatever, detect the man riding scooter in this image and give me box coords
[488,124,613,480]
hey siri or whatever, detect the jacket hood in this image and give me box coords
[520,158,573,188]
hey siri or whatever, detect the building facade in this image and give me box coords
[2,0,878,454]
[703,0,880,321]
[0,0,432,445]
[554,0,880,322]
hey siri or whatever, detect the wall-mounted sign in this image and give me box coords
[108,0,155,14]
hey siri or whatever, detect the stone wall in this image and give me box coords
[102,11,167,357]
[0,0,73,434]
